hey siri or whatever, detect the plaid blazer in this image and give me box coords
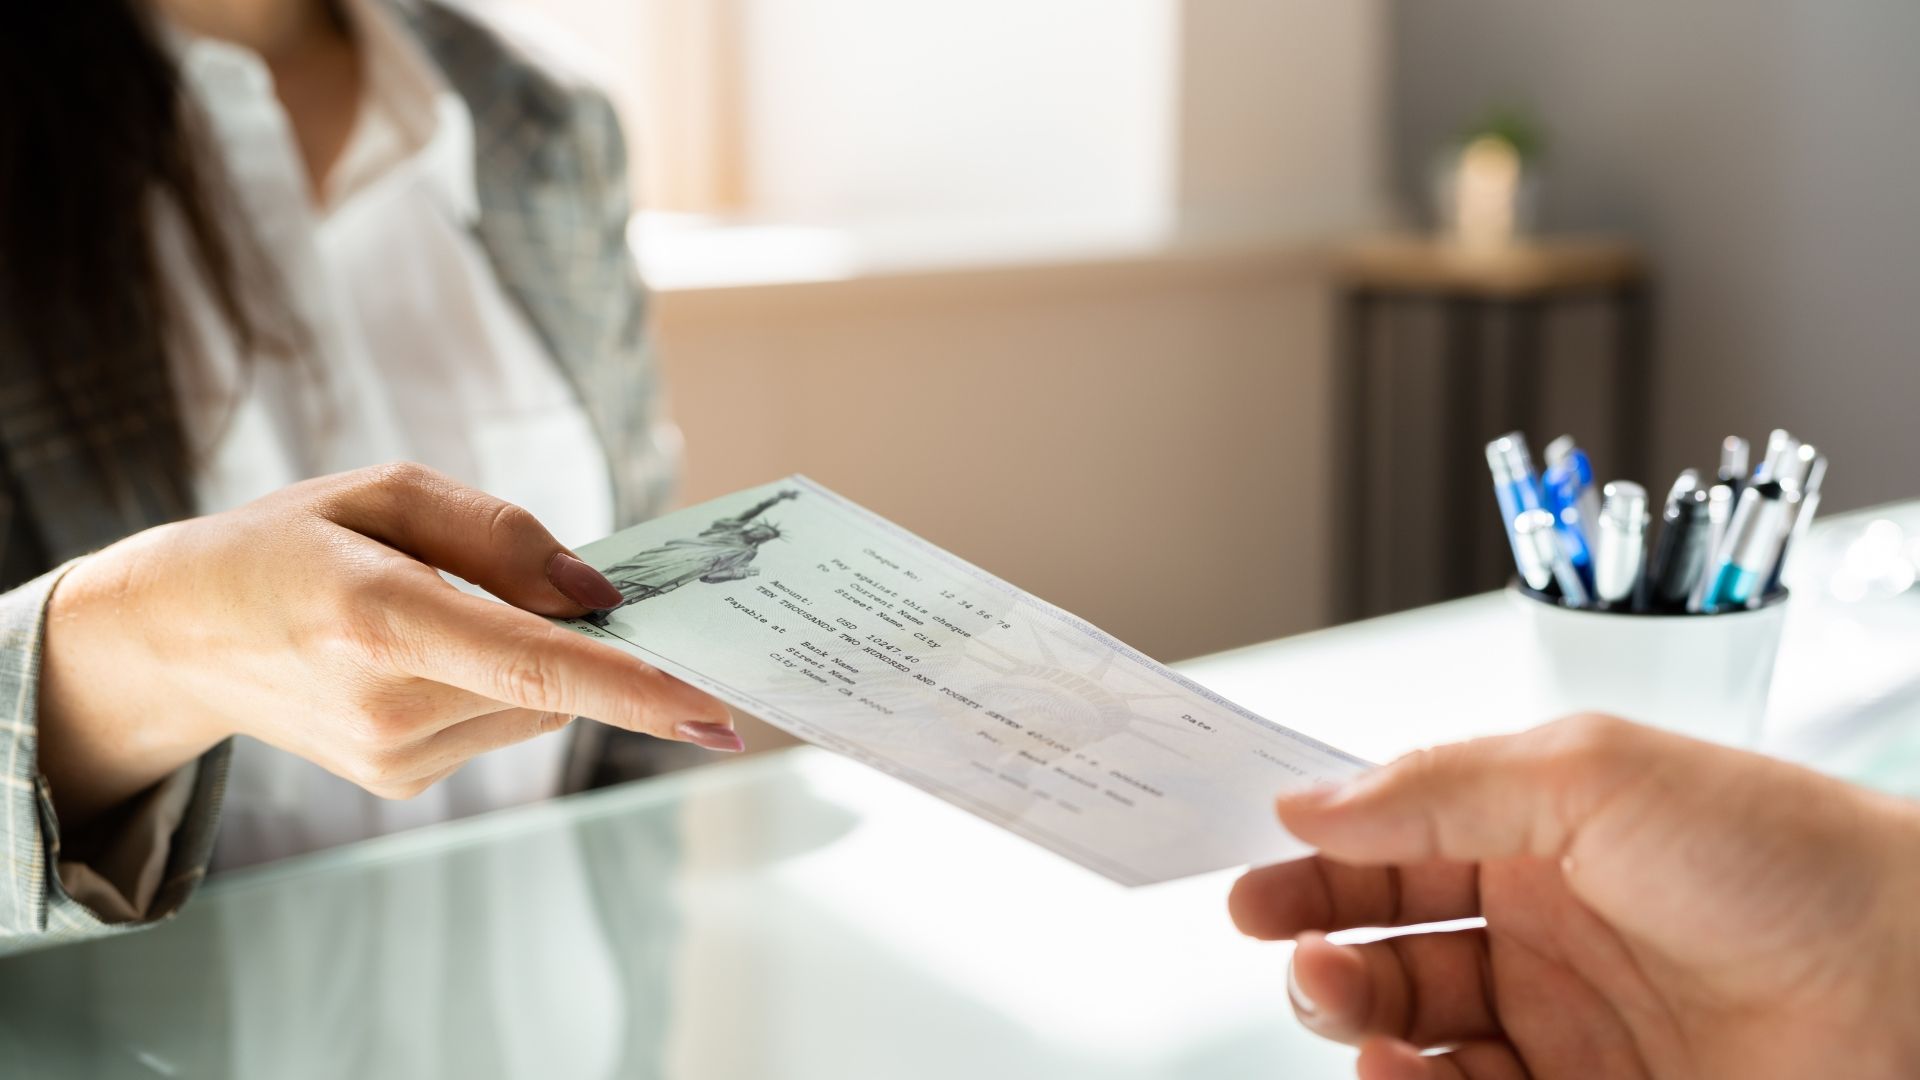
[0,0,674,953]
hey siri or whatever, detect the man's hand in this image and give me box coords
[1229,715,1920,1079]
[38,464,739,830]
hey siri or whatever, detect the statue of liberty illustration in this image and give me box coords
[586,490,799,625]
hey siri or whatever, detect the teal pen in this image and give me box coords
[1701,482,1790,612]
[1685,483,1736,613]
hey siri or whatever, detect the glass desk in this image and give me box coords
[5,503,1919,1079]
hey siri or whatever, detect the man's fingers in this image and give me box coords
[1274,714,1663,866]
[319,463,622,616]
[1357,1036,1532,1080]
[1229,858,1479,940]
[389,586,735,746]
[1288,929,1502,1049]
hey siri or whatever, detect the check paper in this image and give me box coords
[562,477,1369,885]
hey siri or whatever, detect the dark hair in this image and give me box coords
[0,0,284,480]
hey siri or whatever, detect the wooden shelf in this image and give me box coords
[1333,233,1646,296]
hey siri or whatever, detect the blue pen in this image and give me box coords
[1702,481,1791,611]
[1486,433,1544,576]
[1543,436,1600,528]
[1540,445,1596,590]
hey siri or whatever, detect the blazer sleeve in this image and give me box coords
[0,562,231,956]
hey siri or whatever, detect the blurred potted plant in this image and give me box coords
[1434,104,1545,250]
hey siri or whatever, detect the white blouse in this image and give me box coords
[159,0,617,869]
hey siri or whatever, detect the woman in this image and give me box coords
[0,0,733,949]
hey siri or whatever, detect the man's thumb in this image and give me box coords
[1276,714,1662,866]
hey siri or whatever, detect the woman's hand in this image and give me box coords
[1229,715,1920,1079]
[37,463,737,830]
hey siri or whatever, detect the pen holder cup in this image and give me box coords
[1511,586,1789,748]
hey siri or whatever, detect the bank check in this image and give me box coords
[561,477,1370,885]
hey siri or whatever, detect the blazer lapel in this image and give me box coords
[406,0,661,527]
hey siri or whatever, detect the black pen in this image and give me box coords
[1648,484,1713,611]
[1639,469,1698,608]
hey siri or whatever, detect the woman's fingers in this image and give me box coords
[348,695,740,802]
[1229,858,1479,940]
[410,707,574,777]
[1357,1036,1532,1080]
[382,582,734,744]
[316,463,622,616]
[1288,928,1502,1050]
[417,704,741,783]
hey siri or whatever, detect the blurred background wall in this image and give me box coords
[1391,0,1920,513]
[513,0,1391,678]
[504,0,1918,693]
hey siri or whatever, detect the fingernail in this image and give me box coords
[675,720,745,753]
[548,552,624,610]
[1286,959,1318,1017]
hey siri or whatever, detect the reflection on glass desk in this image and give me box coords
[0,751,1356,1080]
[4,502,1918,1079]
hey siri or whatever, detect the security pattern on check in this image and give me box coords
[560,476,1370,885]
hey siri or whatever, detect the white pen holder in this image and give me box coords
[1512,586,1789,747]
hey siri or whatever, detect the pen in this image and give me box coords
[1687,483,1737,612]
[1593,481,1649,608]
[1500,425,1828,617]
[1518,506,1591,607]
[1701,481,1792,612]
[1648,485,1713,610]
[1769,450,1827,593]
[1487,433,1545,579]
[1664,467,1702,507]
[1645,471,1707,607]
[1767,433,1802,483]
[1752,429,1797,484]
[1752,440,1813,587]
[1543,436,1573,468]
[1540,443,1596,589]
[1718,436,1750,493]
[1510,508,1557,592]
[1762,444,1825,595]
[1545,436,1602,547]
